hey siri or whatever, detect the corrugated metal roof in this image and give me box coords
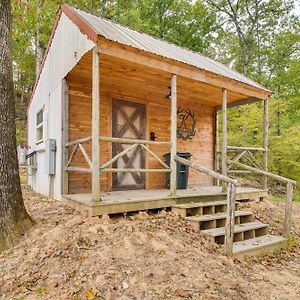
[72,6,270,93]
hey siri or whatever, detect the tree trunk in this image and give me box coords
[35,0,46,77]
[102,0,107,17]
[242,39,251,75]
[0,0,32,252]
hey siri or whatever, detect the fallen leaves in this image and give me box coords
[0,187,299,300]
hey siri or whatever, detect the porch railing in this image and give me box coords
[65,136,171,174]
[226,146,265,174]
[175,155,239,257]
[217,146,265,174]
[229,159,297,237]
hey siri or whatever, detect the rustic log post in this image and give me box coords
[222,89,228,192]
[262,98,269,190]
[92,47,100,201]
[215,109,220,186]
[62,78,69,195]
[225,183,236,257]
[170,74,177,196]
[283,182,294,237]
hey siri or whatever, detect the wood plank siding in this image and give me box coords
[67,51,215,194]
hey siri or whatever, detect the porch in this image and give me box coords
[63,186,268,217]
[62,45,272,218]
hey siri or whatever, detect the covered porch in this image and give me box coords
[61,37,272,215]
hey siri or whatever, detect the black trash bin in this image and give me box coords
[163,152,192,189]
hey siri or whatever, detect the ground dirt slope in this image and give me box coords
[0,187,299,300]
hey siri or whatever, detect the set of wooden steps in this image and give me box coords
[172,200,286,259]
[172,200,239,218]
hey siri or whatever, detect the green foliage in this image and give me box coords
[108,0,217,54]
[211,0,300,187]
[35,286,47,296]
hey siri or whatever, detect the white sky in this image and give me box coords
[295,1,300,16]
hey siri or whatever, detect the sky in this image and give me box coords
[295,1,300,16]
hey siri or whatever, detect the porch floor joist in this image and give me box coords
[62,186,267,216]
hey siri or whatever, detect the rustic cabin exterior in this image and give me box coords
[27,5,295,257]
[27,3,272,204]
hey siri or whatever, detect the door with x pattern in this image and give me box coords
[112,99,146,190]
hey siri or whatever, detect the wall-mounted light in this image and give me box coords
[165,86,171,99]
[150,132,157,141]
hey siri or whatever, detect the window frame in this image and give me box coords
[36,108,44,144]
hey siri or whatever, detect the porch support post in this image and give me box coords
[170,74,177,196]
[283,182,293,237]
[92,47,100,202]
[222,88,228,192]
[262,97,269,190]
[214,109,220,186]
[62,78,69,195]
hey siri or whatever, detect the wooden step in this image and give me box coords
[233,235,287,260]
[201,221,268,244]
[172,200,239,217]
[186,211,253,231]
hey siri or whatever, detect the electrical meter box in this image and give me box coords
[45,139,56,175]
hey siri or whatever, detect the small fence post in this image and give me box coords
[283,182,294,237]
[225,182,236,257]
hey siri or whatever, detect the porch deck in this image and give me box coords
[62,186,267,216]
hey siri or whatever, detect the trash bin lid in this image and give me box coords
[163,152,192,158]
[177,152,192,158]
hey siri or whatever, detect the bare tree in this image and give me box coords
[206,0,263,75]
[0,0,32,252]
[36,0,46,76]
[102,0,107,17]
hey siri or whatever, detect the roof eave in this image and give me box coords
[63,4,272,99]
[62,4,98,43]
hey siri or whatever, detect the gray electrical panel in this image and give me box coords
[45,139,56,175]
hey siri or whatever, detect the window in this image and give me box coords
[36,108,44,144]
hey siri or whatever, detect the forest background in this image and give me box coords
[12,0,300,194]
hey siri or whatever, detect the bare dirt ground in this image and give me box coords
[0,188,299,300]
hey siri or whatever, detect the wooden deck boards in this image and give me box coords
[62,186,268,216]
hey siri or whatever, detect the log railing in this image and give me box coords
[216,146,265,173]
[229,160,297,237]
[226,145,269,189]
[175,155,239,257]
[65,136,171,174]
[216,146,265,184]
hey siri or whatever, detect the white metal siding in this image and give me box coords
[27,12,94,200]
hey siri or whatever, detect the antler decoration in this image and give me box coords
[177,107,196,140]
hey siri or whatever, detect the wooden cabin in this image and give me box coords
[27,4,272,216]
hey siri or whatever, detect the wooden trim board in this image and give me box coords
[63,188,268,216]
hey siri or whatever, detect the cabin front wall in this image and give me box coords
[67,54,215,194]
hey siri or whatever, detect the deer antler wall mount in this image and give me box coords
[177,107,196,140]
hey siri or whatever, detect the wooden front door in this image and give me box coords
[112,99,146,190]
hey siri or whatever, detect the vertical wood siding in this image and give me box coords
[67,55,215,194]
